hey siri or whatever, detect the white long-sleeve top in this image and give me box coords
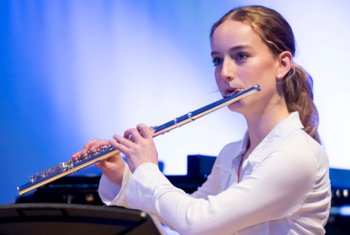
[98,112,331,235]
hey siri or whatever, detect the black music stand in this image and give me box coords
[0,203,165,235]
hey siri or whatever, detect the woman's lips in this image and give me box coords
[224,88,244,98]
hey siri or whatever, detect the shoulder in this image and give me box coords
[281,129,328,164]
[287,129,329,177]
[268,129,329,183]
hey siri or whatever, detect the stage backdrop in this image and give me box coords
[1,0,349,203]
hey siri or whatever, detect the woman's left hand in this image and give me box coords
[109,124,158,172]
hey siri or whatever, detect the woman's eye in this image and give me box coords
[234,52,249,63]
[211,57,222,67]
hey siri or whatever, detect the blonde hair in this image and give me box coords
[210,5,320,143]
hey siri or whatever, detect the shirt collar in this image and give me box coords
[237,112,304,160]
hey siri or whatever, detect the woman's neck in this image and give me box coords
[244,105,290,152]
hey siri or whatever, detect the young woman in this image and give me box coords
[75,5,331,234]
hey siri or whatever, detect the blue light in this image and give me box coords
[339,206,350,216]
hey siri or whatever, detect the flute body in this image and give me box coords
[17,84,260,195]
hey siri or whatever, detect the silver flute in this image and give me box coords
[17,84,261,195]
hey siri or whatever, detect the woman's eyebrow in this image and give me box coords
[211,45,252,56]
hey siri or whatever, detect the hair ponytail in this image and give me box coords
[282,64,320,143]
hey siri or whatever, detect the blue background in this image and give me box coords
[1,0,350,204]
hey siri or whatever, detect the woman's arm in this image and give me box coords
[123,147,318,234]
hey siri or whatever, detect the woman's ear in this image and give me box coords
[276,51,293,81]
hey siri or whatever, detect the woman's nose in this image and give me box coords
[221,58,235,82]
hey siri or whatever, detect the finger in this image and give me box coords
[96,153,120,165]
[95,161,117,172]
[95,156,112,168]
[83,139,111,155]
[124,128,142,143]
[95,149,121,167]
[137,123,153,139]
[95,159,105,168]
[71,151,81,160]
[110,137,131,153]
[82,139,101,154]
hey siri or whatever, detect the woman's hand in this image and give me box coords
[72,139,125,186]
[109,124,158,172]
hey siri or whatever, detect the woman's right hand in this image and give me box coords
[72,139,125,186]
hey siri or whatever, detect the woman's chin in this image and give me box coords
[227,102,244,113]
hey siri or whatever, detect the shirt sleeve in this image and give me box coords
[190,158,221,199]
[98,163,132,207]
[191,142,241,199]
[123,149,317,235]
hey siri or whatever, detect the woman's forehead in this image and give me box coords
[210,20,263,51]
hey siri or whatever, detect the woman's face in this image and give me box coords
[211,20,283,115]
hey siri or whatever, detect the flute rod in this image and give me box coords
[152,84,261,136]
[17,84,261,195]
